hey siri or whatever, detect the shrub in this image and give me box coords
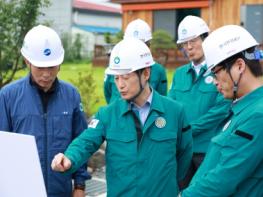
[70,69,99,117]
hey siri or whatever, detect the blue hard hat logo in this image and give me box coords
[44,48,51,56]
[114,57,120,64]
[133,30,139,38]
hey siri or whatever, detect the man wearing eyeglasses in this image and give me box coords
[181,24,263,197]
[168,15,231,187]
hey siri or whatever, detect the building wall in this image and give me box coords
[73,10,121,29]
[72,27,105,57]
[38,0,72,35]
[122,10,153,29]
[119,0,263,33]
[202,0,263,30]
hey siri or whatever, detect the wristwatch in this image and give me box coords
[74,184,86,191]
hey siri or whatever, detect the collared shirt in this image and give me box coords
[130,91,153,125]
[191,60,206,76]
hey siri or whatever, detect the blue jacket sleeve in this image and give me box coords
[0,89,12,131]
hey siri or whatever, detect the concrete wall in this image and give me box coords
[38,0,72,35]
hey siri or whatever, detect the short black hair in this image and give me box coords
[219,46,263,77]
[200,32,209,41]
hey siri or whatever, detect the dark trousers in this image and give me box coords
[179,153,205,190]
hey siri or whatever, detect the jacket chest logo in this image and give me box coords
[155,117,166,128]
[205,76,213,84]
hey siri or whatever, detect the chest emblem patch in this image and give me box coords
[205,76,214,84]
[88,119,99,128]
[155,117,166,128]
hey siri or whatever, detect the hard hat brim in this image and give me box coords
[105,67,132,75]
[177,35,198,44]
[21,49,64,67]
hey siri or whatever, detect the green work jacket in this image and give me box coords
[104,62,167,104]
[65,90,192,197]
[168,63,230,153]
[182,86,263,197]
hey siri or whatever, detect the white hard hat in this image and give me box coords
[124,19,152,42]
[21,25,64,67]
[177,15,209,44]
[203,25,258,71]
[105,38,155,75]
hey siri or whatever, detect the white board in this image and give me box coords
[0,131,47,197]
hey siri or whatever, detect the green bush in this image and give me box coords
[151,29,176,52]
[70,69,99,117]
[61,33,90,63]
[112,30,124,44]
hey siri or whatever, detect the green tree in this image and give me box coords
[112,30,124,44]
[151,29,176,51]
[150,29,176,66]
[61,33,86,63]
[0,0,49,87]
[70,70,99,117]
[104,32,112,44]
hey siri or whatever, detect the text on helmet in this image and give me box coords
[140,52,151,58]
[219,36,240,50]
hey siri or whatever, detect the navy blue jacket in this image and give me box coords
[0,75,90,197]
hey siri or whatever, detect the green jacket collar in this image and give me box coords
[232,86,263,115]
[186,62,208,74]
[119,90,165,117]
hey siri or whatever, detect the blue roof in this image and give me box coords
[74,24,120,34]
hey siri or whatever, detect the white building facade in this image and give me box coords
[38,0,122,58]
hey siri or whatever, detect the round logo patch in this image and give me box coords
[133,30,139,38]
[222,120,231,132]
[182,28,187,35]
[155,117,166,128]
[205,76,214,84]
[44,48,51,56]
[114,57,120,64]
[79,103,84,112]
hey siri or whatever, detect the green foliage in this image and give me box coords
[112,30,124,44]
[151,29,176,52]
[14,64,173,115]
[0,0,49,87]
[69,69,99,117]
[104,32,112,44]
[61,33,90,63]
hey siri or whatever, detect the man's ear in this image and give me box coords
[236,58,246,74]
[24,59,31,69]
[143,67,151,80]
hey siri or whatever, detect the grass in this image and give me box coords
[14,63,175,115]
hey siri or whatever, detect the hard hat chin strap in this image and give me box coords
[128,69,146,102]
[228,71,243,101]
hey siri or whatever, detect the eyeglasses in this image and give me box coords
[211,66,225,79]
[181,37,201,48]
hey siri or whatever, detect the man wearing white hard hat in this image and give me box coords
[182,25,263,196]
[168,15,230,185]
[0,25,90,197]
[51,38,192,197]
[104,18,167,104]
